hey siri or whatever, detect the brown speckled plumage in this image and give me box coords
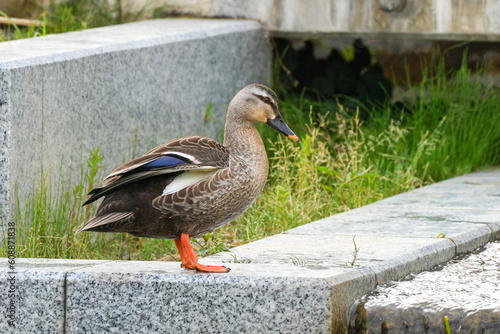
[79,84,298,271]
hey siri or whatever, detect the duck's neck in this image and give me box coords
[223,121,266,158]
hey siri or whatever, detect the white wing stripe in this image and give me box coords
[162,170,217,196]
[165,152,200,164]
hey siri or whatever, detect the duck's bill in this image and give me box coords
[267,115,299,142]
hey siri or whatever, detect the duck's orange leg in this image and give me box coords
[174,239,193,269]
[174,233,230,273]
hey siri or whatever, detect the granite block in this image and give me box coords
[65,261,333,334]
[5,66,44,222]
[448,224,493,255]
[210,233,458,291]
[364,170,500,212]
[408,180,500,195]
[439,169,500,183]
[209,234,452,269]
[366,239,455,284]
[0,68,10,220]
[0,19,271,223]
[0,258,106,333]
[374,191,500,210]
[487,221,500,240]
[286,207,498,238]
[0,270,64,334]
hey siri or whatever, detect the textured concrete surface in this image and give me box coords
[0,19,271,222]
[126,0,500,40]
[0,259,105,333]
[351,241,500,333]
[0,170,498,333]
[65,261,333,334]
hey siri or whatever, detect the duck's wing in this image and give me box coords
[82,137,229,206]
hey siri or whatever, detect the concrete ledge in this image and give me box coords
[1,170,499,333]
[0,18,270,221]
[137,0,500,41]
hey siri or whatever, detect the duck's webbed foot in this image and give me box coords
[174,233,230,273]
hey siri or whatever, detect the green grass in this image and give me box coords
[2,148,178,260]
[2,52,500,260]
[0,0,148,42]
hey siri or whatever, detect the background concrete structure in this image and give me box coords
[0,19,271,222]
[1,170,498,333]
[115,0,500,40]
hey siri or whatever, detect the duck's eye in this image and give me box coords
[262,97,271,104]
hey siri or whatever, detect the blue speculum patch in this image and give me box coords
[143,156,185,168]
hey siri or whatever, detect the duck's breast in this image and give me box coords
[151,153,268,237]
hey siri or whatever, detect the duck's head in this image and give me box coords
[227,84,299,142]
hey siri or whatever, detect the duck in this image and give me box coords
[78,84,299,273]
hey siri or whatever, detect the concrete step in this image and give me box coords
[1,170,498,333]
